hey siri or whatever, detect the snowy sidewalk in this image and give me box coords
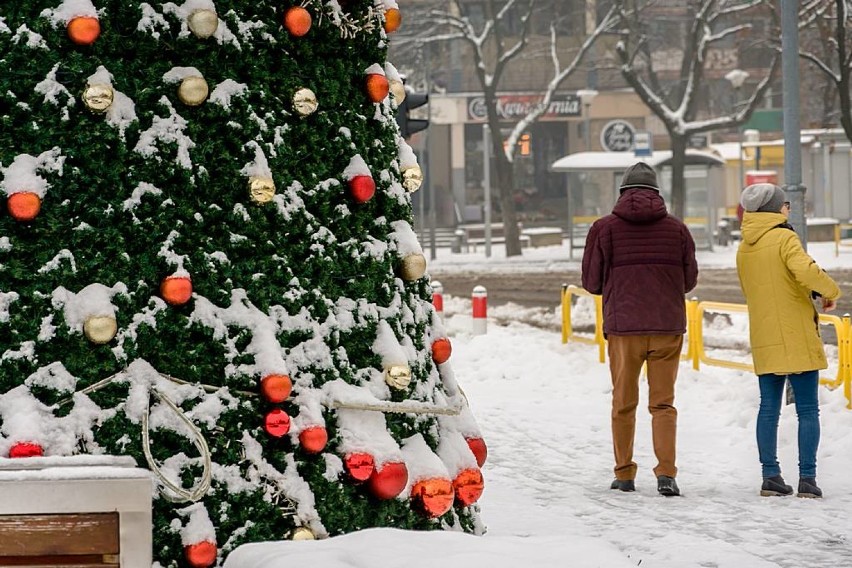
[448,313,852,568]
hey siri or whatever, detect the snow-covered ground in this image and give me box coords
[225,241,852,568]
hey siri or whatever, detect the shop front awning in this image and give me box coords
[550,150,725,172]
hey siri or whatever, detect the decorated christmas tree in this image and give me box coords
[0,1,486,565]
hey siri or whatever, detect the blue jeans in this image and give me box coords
[756,371,820,479]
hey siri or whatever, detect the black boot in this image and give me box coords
[657,475,680,497]
[610,479,635,492]
[760,475,793,496]
[797,478,823,498]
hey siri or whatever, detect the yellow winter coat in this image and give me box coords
[736,212,841,375]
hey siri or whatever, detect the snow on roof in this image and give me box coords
[550,150,724,172]
[710,142,742,161]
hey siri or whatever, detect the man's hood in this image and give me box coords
[612,188,668,224]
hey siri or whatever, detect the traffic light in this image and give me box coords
[395,90,429,138]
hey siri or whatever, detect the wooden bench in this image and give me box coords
[467,234,530,252]
[807,219,839,242]
[457,222,526,252]
[0,456,152,568]
[0,513,119,567]
[521,227,563,248]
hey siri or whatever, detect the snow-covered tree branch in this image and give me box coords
[613,0,779,218]
[798,0,852,142]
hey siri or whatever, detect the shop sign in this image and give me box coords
[634,131,652,157]
[688,134,708,149]
[600,120,636,152]
[467,94,580,121]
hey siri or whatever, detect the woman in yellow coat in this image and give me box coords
[736,183,840,499]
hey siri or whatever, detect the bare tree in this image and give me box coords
[403,0,618,256]
[798,1,852,139]
[613,0,779,219]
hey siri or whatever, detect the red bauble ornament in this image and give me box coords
[184,541,217,568]
[367,461,408,500]
[384,8,402,33]
[67,16,101,45]
[9,442,43,458]
[365,74,389,103]
[299,426,328,454]
[284,6,312,36]
[260,374,292,403]
[349,175,375,203]
[466,437,487,467]
[160,275,193,306]
[411,477,454,518]
[431,337,452,365]
[344,452,375,482]
[453,468,484,506]
[263,408,291,438]
[7,192,41,222]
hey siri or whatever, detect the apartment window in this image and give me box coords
[462,2,486,31]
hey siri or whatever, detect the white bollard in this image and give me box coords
[431,281,444,320]
[472,285,487,335]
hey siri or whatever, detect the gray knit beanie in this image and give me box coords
[619,162,660,193]
[740,183,786,213]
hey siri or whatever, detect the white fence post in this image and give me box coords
[431,281,443,320]
[472,285,487,335]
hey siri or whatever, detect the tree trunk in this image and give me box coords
[669,135,687,219]
[486,117,523,257]
[493,152,523,257]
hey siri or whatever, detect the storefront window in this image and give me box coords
[464,122,567,221]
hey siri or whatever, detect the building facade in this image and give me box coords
[392,0,789,230]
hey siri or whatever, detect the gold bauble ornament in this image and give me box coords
[292,88,318,117]
[399,253,427,281]
[389,80,406,108]
[248,176,276,204]
[188,9,219,39]
[82,84,114,113]
[84,315,118,344]
[401,165,423,192]
[178,76,209,107]
[384,364,412,390]
[290,527,316,541]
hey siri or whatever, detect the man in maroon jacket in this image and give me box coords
[582,162,698,497]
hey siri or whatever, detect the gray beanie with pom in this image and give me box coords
[740,183,786,213]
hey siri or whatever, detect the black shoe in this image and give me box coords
[760,475,793,496]
[610,479,635,492]
[797,478,823,499]
[657,475,680,497]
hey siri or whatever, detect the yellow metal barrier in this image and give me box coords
[560,291,852,408]
[841,314,852,409]
[834,223,852,257]
[560,285,605,363]
[693,302,757,373]
[571,216,601,224]
[685,298,699,365]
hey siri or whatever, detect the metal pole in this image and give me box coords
[781,0,807,247]
[483,124,492,257]
[584,103,591,151]
[567,183,574,260]
[425,44,437,261]
[417,165,425,242]
[736,88,745,192]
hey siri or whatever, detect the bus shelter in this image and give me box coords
[550,150,725,257]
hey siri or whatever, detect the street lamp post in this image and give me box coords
[577,89,599,151]
[725,69,749,191]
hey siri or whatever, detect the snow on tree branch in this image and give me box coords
[503,5,619,162]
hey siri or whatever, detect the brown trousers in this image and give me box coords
[607,334,683,480]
